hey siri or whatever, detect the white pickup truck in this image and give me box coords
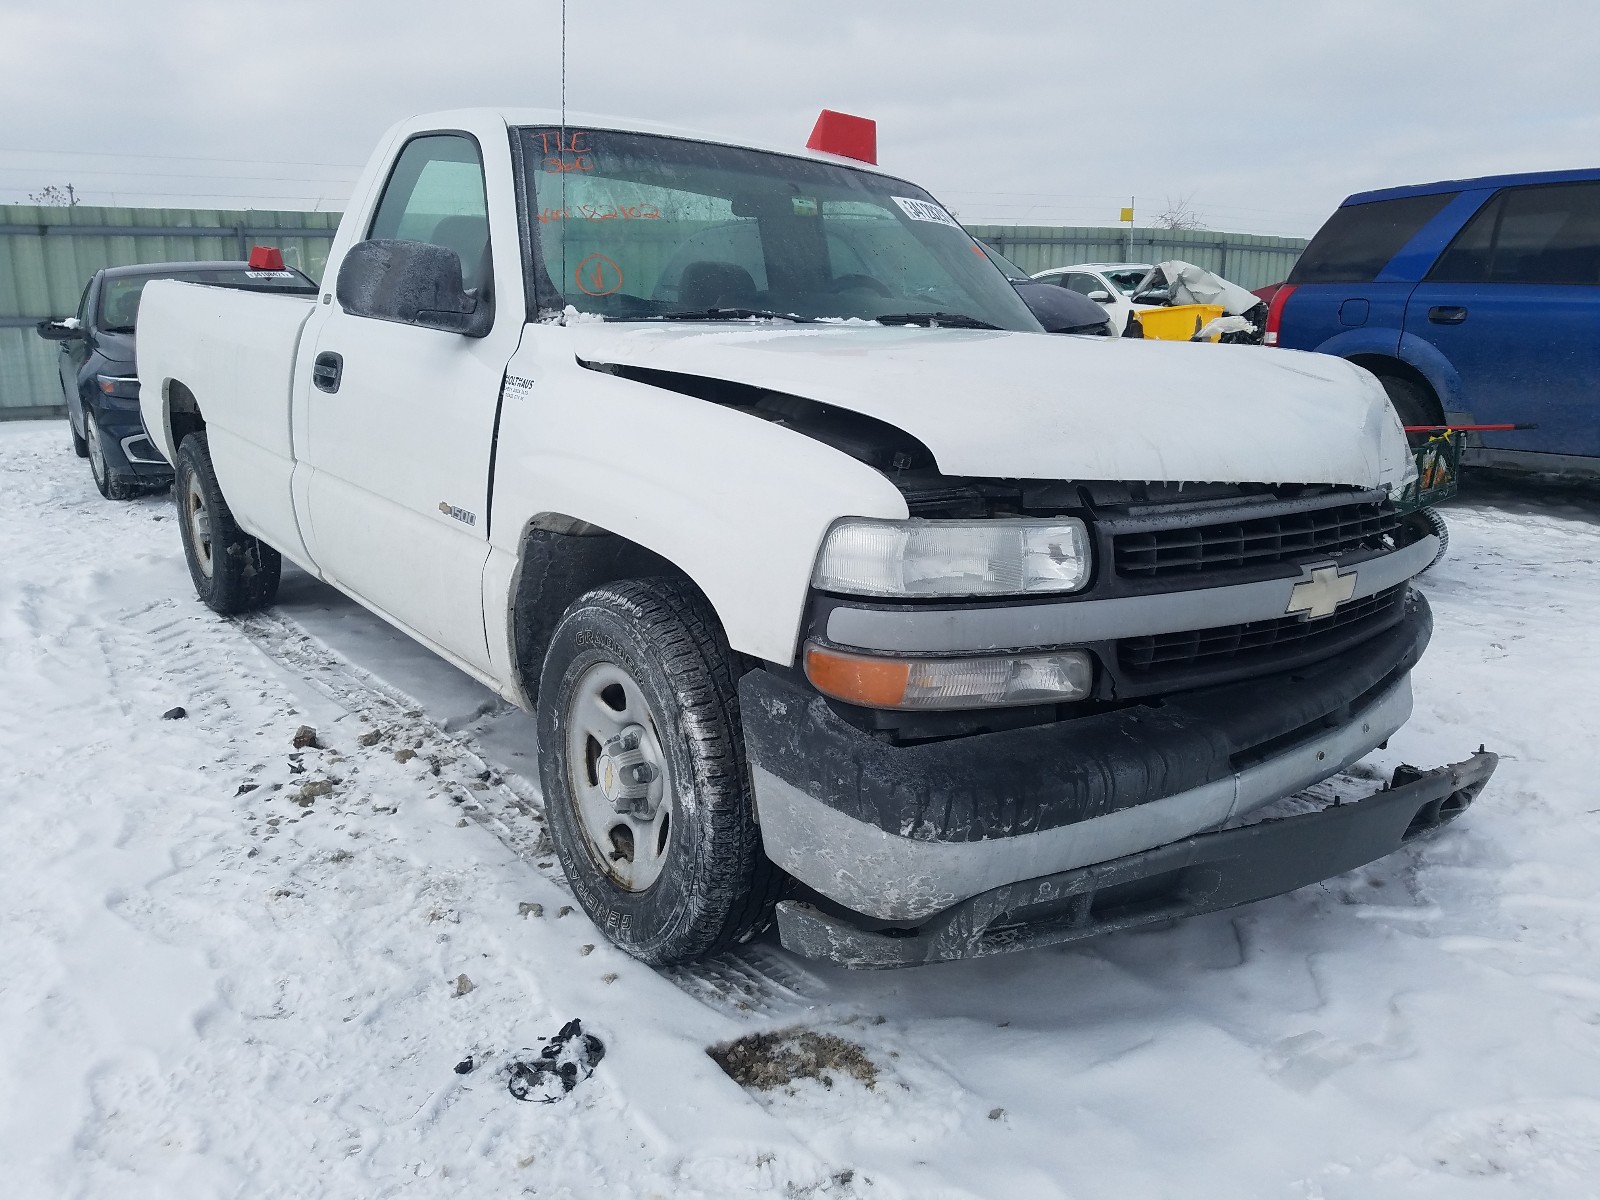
[138,107,1495,968]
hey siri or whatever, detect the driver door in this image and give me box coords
[298,133,517,672]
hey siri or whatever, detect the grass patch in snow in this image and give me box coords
[709,1027,878,1093]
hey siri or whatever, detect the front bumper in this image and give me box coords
[91,403,173,480]
[745,595,1432,921]
[774,751,1496,968]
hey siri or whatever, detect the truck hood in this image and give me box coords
[568,323,1413,489]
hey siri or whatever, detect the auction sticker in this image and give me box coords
[892,196,962,229]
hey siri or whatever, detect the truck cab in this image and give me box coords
[136,108,1494,968]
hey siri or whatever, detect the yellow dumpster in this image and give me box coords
[1136,303,1226,342]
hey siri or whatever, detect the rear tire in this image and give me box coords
[175,432,281,614]
[86,409,138,501]
[1377,375,1442,445]
[535,577,781,965]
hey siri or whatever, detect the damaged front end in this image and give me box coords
[772,751,1496,969]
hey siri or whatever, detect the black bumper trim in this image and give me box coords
[775,751,1497,968]
[741,593,1432,844]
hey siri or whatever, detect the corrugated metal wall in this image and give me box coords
[0,205,338,417]
[968,225,1306,291]
[1,204,1305,417]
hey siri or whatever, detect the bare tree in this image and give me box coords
[1152,192,1205,231]
[29,183,80,207]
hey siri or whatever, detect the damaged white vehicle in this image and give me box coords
[136,108,1495,968]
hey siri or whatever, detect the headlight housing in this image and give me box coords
[96,374,141,400]
[813,517,1092,598]
[804,643,1094,709]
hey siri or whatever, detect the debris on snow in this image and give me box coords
[292,725,320,749]
[357,728,384,747]
[453,974,476,997]
[709,1028,879,1093]
[454,1056,476,1075]
[162,705,187,720]
[394,748,417,764]
[558,906,573,918]
[518,902,544,918]
[506,1019,606,1103]
[580,944,594,956]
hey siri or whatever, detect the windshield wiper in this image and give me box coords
[874,312,1003,330]
[655,308,815,323]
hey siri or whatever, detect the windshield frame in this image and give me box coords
[512,125,1041,332]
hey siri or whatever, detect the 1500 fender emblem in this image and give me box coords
[438,502,478,527]
[1286,564,1357,620]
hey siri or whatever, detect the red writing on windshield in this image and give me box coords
[538,130,594,174]
[574,254,624,297]
[537,203,662,224]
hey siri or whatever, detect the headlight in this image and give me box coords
[804,643,1094,709]
[813,517,1092,598]
[96,374,141,400]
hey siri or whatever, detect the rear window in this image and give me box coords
[1428,181,1600,285]
[1289,192,1457,284]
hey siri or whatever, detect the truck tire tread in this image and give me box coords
[175,432,282,615]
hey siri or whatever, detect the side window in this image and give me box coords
[368,134,490,292]
[1430,182,1600,286]
[1063,272,1104,297]
[1289,192,1458,284]
[75,282,92,326]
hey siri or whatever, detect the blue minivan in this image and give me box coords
[1267,169,1600,476]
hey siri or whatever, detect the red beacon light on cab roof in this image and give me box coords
[806,109,877,165]
[247,245,285,271]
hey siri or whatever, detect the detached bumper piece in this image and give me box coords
[775,750,1496,968]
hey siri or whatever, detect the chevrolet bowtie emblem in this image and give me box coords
[1286,564,1357,620]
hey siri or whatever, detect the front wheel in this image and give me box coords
[175,432,281,614]
[536,578,782,965]
[70,412,89,458]
[86,410,138,501]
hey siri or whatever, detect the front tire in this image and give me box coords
[175,432,281,614]
[1378,375,1442,445]
[536,578,781,965]
[70,412,89,458]
[86,410,138,501]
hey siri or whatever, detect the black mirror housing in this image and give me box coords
[35,318,84,342]
[335,239,493,338]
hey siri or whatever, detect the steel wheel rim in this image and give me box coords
[186,476,214,578]
[86,411,107,484]
[563,660,675,892]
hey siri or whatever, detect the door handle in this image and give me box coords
[312,351,343,393]
[1428,305,1468,325]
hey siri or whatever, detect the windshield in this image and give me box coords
[98,267,313,333]
[519,127,1040,331]
[1102,267,1152,296]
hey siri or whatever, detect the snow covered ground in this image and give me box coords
[3,417,1599,1199]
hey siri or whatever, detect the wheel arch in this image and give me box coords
[1344,354,1448,426]
[159,379,207,464]
[506,513,723,708]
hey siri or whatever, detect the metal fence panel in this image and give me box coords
[1,204,1304,416]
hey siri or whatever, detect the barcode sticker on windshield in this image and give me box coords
[892,196,962,229]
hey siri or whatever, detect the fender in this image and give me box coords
[1312,325,1404,361]
[482,323,910,675]
[1395,331,1467,413]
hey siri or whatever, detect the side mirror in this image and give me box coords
[335,239,492,338]
[36,317,85,342]
[1087,289,1112,303]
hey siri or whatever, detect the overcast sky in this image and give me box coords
[2,0,1597,238]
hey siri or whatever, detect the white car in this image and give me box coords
[1030,262,1155,334]
[134,107,1491,970]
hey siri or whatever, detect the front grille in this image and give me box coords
[1119,585,1406,674]
[1114,500,1401,578]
